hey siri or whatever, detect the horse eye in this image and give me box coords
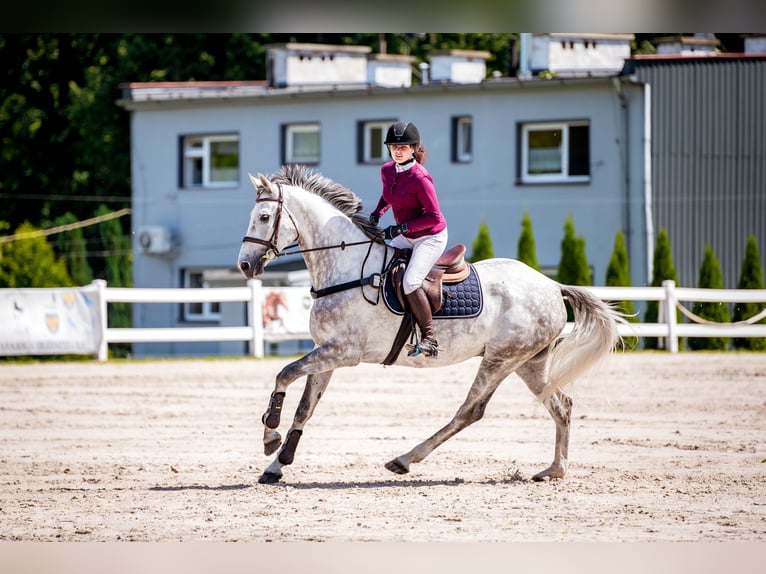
[259,213,270,223]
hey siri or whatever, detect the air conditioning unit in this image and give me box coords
[137,226,174,255]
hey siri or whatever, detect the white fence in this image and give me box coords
[96,279,766,359]
[94,279,311,361]
[2,280,765,361]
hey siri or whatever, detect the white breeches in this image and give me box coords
[389,228,449,294]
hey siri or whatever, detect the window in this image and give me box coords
[282,123,320,164]
[358,120,394,163]
[182,270,221,322]
[452,116,473,163]
[519,121,590,183]
[181,134,239,188]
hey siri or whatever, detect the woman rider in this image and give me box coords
[369,121,448,357]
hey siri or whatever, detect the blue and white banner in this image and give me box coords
[0,283,102,356]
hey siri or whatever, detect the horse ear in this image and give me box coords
[258,173,272,192]
[248,173,261,190]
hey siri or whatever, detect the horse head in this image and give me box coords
[238,173,299,279]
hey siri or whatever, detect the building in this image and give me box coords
[118,36,765,358]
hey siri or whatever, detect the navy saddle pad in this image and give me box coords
[382,264,483,319]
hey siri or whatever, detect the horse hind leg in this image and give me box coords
[516,356,572,481]
[385,354,517,475]
[259,370,334,484]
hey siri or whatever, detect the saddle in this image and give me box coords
[382,244,482,365]
[391,244,470,314]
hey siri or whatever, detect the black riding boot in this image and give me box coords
[405,287,439,357]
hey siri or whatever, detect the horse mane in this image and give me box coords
[270,164,383,241]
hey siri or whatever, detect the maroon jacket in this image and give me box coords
[371,161,447,239]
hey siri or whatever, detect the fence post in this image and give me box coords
[94,279,109,361]
[662,279,678,353]
[248,279,264,358]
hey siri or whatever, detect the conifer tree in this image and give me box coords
[557,215,591,285]
[517,212,540,271]
[733,235,765,351]
[688,245,730,351]
[644,227,682,350]
[557,216,591,321]
[605,230,638,349]
[469,221,495,262]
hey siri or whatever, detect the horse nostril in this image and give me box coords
[240,260,251,273]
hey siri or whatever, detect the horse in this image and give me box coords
[238,164,624,484]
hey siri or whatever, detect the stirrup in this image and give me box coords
[407,338,439,358]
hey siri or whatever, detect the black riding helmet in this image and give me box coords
[384,121,420,146]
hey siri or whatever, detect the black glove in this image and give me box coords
[369,212,379,225]
[383,224,408,240]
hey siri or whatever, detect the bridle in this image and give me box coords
[240,181,390,305]
[241,181,381,260]
[241,182,300,261]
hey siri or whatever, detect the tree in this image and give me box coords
[733,235,765,351]
[688,245,730,350]
[557,216,591,322]
[644,228,682,350]
[0,222,73,288]
[51,212,93,286]
[605,230,638,349]
[517,212,540,271]
[557,215,591,286]
[469,221,495,262]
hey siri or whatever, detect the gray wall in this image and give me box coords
[628,56,766,289]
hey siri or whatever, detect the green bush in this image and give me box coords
[0,222,73,288]
[733,235,766,351]
[516,212,540,271]
[557,216,591,321]
[469,221,495,263]
[605,230,638,350]
[644,228,682,350]
[688,245,730,351]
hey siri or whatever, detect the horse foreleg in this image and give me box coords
[258,371,333,484]
[385,355,513,475]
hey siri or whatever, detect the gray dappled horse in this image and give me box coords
[238,165,624,484]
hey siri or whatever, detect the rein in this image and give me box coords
[241,182,389,305]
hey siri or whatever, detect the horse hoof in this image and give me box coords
[385,458,410,475]
[531,467,565,481]
[264,435,282,456]
[258,471,282,484]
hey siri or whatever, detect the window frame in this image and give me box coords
[181,133,240,189]
[181,269,221,322]
[519,120,590,184]
[282,122,321,165]
[451,115,473,163]
[357,119,395,164]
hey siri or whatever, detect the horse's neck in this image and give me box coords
[290,193,387,291]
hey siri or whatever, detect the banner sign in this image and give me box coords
[262,287,313,336]
[0,283,102,356]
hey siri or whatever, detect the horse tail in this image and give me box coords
[541,285,625,403]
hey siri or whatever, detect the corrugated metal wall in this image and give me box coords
[631,57,766,289]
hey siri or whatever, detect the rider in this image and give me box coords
[369,121,448,357]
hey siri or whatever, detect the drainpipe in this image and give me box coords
[612,76,631,262]
[643,82,655,285]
